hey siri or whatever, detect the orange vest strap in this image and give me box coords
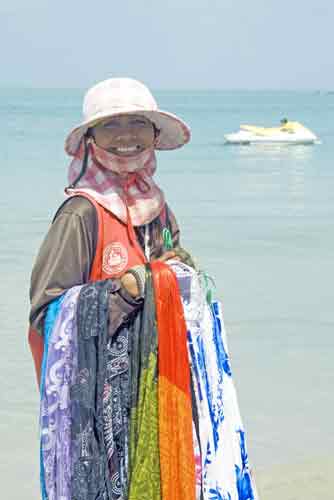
[28,326,43,389]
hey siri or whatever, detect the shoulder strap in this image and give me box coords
[159,203,172,231]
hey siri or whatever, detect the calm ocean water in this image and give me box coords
[1,89,334,498]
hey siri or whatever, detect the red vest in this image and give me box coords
[29,193,149,386]
[85,193,147,280]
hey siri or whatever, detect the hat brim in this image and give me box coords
[65,108,191,156]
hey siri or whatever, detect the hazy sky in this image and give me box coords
[1,0,333,89]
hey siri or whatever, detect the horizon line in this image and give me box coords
[0,86,333,93]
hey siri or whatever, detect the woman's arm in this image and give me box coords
[28,196,142,386]
[29,197,97,335]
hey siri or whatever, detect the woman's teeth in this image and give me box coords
[115,146,138,153]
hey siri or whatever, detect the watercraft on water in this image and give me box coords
[224,118,319,145]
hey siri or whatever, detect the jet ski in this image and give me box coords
[224,119,319,145]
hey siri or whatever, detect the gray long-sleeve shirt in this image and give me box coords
[29,196,180,336]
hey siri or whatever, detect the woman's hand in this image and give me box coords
[157,250,181,263]
[120,251,181,298]
[120,272,140,298]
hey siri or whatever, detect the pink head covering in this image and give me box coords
[65,78,191,155]
[66,139,165,227]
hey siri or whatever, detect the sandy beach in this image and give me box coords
[256,456,333,499]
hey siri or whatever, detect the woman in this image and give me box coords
[29,77,258,500]
[28,77,192,383]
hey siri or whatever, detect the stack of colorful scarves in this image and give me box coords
[39,262,258,500]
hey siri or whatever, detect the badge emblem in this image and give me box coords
[102,242,128,275]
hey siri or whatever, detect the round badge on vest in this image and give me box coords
[102,242,129,275]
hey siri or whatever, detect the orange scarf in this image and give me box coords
[151,261,196,500]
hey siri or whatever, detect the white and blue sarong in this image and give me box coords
[172,261,258,500]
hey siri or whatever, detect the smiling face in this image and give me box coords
[91,114,156,157]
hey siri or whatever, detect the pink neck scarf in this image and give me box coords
[66,140,165,226]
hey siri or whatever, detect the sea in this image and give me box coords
[1,89,333,499]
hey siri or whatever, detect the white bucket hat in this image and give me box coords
[65,78,191,156]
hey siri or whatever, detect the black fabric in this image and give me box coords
[71,280,115,500]
[69,270,158,500]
